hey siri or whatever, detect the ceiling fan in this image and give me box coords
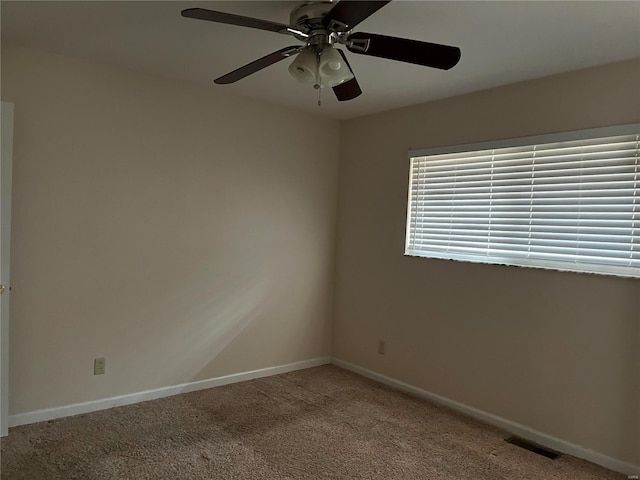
[181,1,461,103]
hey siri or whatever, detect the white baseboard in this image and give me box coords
[9,356,331,428]
[331,357,640,477]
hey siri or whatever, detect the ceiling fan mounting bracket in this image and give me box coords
[348,37,370,53]
[289,2,333,29]
[326,19,349,33]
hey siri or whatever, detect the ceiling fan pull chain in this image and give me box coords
[314,50,322,106]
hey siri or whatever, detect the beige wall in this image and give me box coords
[1,45,339,414]
[333,59,640,466]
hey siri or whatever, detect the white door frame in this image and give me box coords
[1,101,14,436]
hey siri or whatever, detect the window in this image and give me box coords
[405,124,640,278]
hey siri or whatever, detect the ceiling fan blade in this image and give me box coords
[347,32,461,70]
[323,1,391,30]
[332,49,362,101]
[214,46,302,84]
[181,8,295,35]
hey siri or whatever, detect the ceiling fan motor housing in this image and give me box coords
[289,2,342,50]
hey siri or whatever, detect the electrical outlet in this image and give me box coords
[94,357,106,375]
[378,340,386,355]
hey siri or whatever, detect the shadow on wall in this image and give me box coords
[103,246,280,389]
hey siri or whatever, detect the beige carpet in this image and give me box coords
[1,365,625,479]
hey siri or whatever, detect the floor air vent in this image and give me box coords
[505,436,560,460]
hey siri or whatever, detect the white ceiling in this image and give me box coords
[2,1,639,120]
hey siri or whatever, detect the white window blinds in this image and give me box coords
[405,125,640,278]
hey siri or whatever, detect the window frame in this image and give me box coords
[405,123,640,278]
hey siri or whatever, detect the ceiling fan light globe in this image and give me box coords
[288,64,316,84]
[288,48,317,84]
[318,47,354,87]
[318,48,342,75]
